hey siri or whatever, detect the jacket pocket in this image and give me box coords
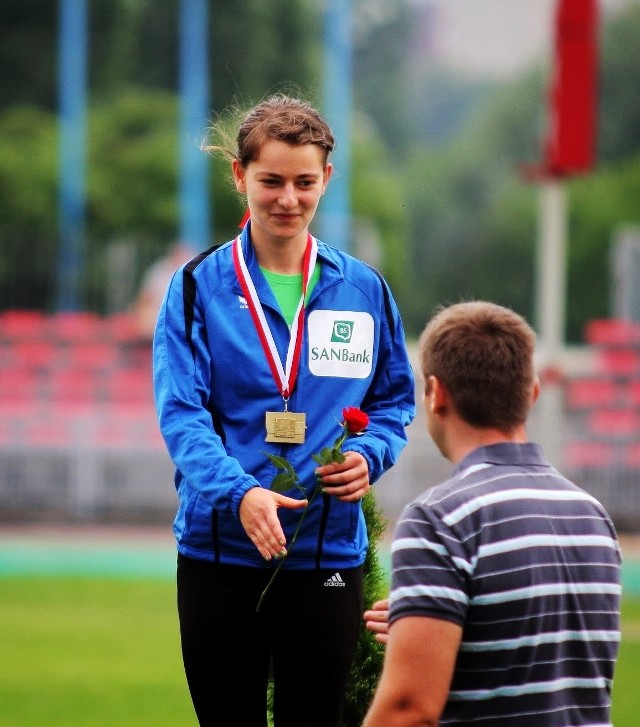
[179,491,215,552]
[323,498,360,552]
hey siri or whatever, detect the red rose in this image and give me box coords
[342,407,369,434]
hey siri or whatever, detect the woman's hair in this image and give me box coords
[203,94,335,167]
[419,301,537,431]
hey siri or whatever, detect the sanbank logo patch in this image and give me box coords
[331,320,354,343]
[308,310,374,379]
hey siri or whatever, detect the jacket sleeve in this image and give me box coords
[152,267,259,516]
[343,276,415,484]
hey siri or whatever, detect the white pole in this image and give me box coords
[537,179,567,364]
[533,178,568,469]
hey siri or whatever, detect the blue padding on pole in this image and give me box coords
[179,0,211,251]
[320,0,352,252]
[57,0,88,311]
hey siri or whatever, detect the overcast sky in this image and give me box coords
[420,0,635,79]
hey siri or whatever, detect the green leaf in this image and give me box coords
[331,450,346,464]
[319,447,333,464]
[270,472,296,493]
[264,452,293,472]
[311,453,325,466]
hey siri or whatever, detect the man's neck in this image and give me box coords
[445,422,529,465]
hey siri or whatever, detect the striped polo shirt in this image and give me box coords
[389,442,621,726]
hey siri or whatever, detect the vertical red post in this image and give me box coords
[544,0,599,176]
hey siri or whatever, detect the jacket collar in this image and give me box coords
[233,222,344,303]
[453,441,548,478]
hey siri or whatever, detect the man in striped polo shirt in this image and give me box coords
[363,301,621,727]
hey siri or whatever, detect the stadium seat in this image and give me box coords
[628,380,640,406]
[63,341,121,371]
[103,367,153,403]
[10,340,59,370]
[588,408,640,438]
[48,369,102,403]
[564,440,615,468]
[564,378,620,409]
[103,312,141,345]
[0,310,48,340]
[49,311,103,342]
[0,367,41,402]
[624,443,640,468]
[596,349,640,377]
[22,419,73,448]
[584,318,640,346]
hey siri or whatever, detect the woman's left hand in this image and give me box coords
[315,451,370,502]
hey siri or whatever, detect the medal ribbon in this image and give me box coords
[232,234,317,400]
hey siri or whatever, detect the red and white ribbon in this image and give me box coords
[232,234,317,400]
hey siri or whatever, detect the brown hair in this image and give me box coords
[204,94,335,167]
[419,301,537,431]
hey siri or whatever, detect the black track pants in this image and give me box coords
[177,555,364,727]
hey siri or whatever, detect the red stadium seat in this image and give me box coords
[596,349,640,377]
[624,443,640,468]
[10,340,59,370]
[584,318,640,346]
[588,409,640,438]
[0,368,41,402]
[22,419,73,448]
[64,341,120,371]
[48,369,102,403]
[564,378,620,409]
[49,311,103,342]
[103,367,153,404]
[103,312,141,344]
[564,440,615,468]
[0,310,48,340]
[627,380,640,406]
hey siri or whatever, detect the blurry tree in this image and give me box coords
[597,5,640,164]
[88,90,179,243]
[353,1,495,156]
[392,3,640,341]
[398,68,545,333]
[0,1,57,111]
[0,91,182,312]
[565,153,640,338]
[0,0,320,110]
[350,114,408,295]
[0,0,324,312]
[2,0,640,336]
[0,105,58,309]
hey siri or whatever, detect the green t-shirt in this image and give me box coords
[260,262,321,327]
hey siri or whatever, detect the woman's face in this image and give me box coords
[232,139,332,249]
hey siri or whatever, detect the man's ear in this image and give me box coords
[426,375,448,415]
[531,376,541,406]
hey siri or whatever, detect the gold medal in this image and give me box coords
[265,411,306,444]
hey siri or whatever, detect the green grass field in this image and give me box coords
[0,577,195,727]
[0,575,639,726]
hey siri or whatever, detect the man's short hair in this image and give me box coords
[419,301,537,431]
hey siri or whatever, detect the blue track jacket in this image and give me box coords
[153,226,415,570]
